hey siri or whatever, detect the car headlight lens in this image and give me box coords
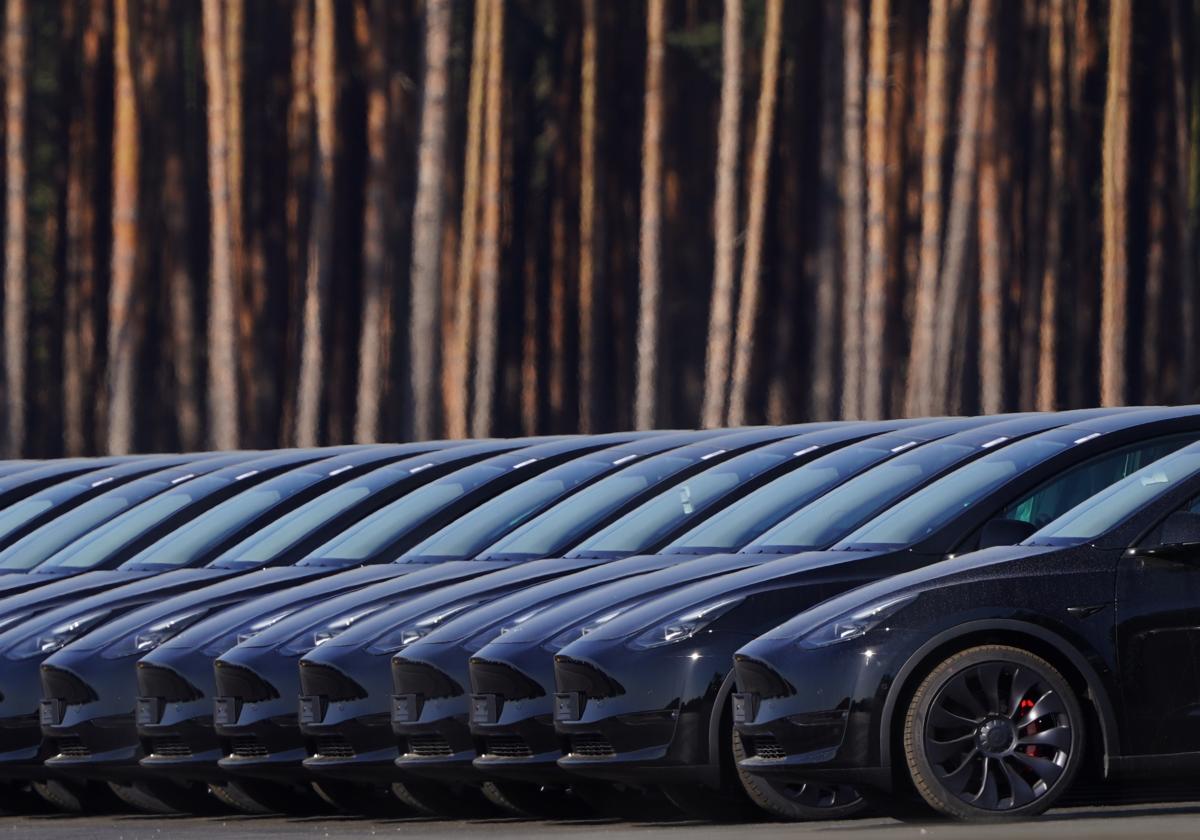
[546,608,630,651]
[796,594,917,649]
[280,604,391,656]
[7,609,112,660]
[200,608,300,657]
[365,602,480,655]
[102,607,212,659]
[628,598,744,650]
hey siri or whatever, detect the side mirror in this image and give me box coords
[978,518,1039,550]
[1158,511,1200,548]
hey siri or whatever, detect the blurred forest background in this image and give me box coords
[0,0,1194,456]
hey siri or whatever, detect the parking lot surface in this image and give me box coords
[4,802,1200,840]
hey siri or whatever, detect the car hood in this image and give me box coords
[0,564,119,601]
[61,565,332,653]
[0,567,231,654]
[754,543,1061,642]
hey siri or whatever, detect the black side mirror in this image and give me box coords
[978,518,1039,550]
[1158,511,1200,548]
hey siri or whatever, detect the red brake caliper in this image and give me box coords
[1018,698,1038,756]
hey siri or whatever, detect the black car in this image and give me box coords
[206,425,846,813]
[549,407,1200,822]
[731,436,1200,821]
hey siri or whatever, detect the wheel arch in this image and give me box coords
[878,619,1120,785]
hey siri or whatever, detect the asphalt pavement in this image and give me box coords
[4,801,1200,840]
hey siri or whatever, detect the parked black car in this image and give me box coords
[732,436,1200,821]
[549,407,1200,822]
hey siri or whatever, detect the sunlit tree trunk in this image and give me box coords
[727,0,783,426]
[930,0,989,413]
[840,0,865,420]
[471,0,503,436]
[701,0,742,429]
[4,0,26,455]
[354,0,390,443]
[860,0,889,420]
[1038,0,1067,411]
[295,0,335,446]
[107,0,138,454]
[978,36,1003,414]
[1100,0,1130,406]
[578,0,599,433]
[203,0,239,450]
[225,0,254,440]
[904,0,949,418]
[443,0,488,439]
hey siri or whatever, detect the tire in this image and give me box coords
[0,780,57,814]
[32,779,124,814]
[392,780,497,818]
[904,644,1085,821]
[729,729,866,821]
[661,782,760,822]
[479,779,583,818]
[107,779,228,815]
[570,781,679,821]
[310,779,410,816]
[208,778,332,816]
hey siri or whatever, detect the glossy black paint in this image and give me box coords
[547,408,1200,801]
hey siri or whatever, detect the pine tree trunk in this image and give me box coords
[225,0,253,440]
[354,0,390,443]
[840,0,865,420]
[858,0,889,420]
[107,0,138,454]
[471,0,504,436]
[1100,0,1130,406]
[203,0,239,450]
[701,0,742,429]
[905,0,949,417]
[578,0,599,433]
[634,0,665,431]
[727,0,783,426]
[1170,0,1194,400]
[1038,0,1067,410]
[930,0,990,413]
[294,0,335,446]
[443,0,489,439]
[4,0,26,456]
[977,36,1003,414]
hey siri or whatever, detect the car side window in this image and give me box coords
[1001,435,1197,529]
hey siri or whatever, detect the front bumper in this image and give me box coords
[134,650,225,781]
[0,655,54,779]
[388,649,479,783]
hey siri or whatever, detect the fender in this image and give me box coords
[878,618,1120,780]
[706,667,739,778]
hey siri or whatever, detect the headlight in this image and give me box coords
[365,602,480,655]
[200,609,300,657]
[546,608,629,651]
[628,598,743,650]
[280,604,391,656]
[7,609,112,660]
[796,593,917,649]
[102,607,212,659]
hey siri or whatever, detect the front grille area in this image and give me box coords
[314,734,355,759]
[297,662,368,702]
[137,663,203,703]
[402,734,453,757]
[553,657,624,700]
[568,733,615,758]
[213,663,279,702]
[743,734,787,760]
[483,735,533,759]
[468,659,545,701]
[732,656,794,699]
[41,667,97,705]
[148,735,193,758]
[229,736,268,759]
[391,659,463,700]
[54,736,90,758]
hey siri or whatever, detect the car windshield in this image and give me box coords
[0,489,148,571]
[747,440,980,552]
[1028,446,1200,545]
[567,449,791,557]
[301,464,507,564]
[667,441,901,553]
[479,455,693,558]
[407,459,615,560]
[0,497,55,544]
[33,476,225,572]
[837,434,1078,550]
[209,485,374,569]
[118,468,328,570]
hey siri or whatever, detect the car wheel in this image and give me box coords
[32,778,123,813]
[392,780,496,817]
[904,644,1084,821]
[479,779,585,818]
[208,778,332,815]
[571,781,680,821]
[107,779,228,815]
[729,729,867,821]
[310,779,409,816]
